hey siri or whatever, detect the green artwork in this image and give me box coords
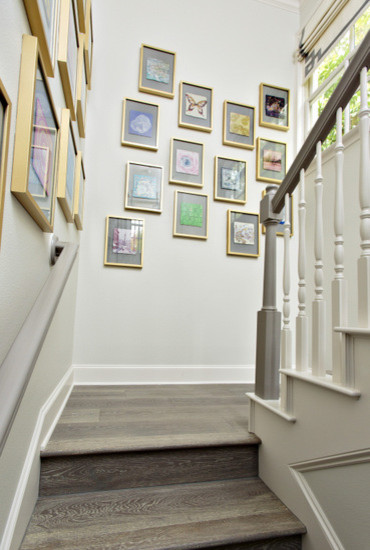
[180,202,203,227]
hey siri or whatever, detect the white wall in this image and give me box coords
[73,0,299,381]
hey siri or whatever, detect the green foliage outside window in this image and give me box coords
[313,8,370,150]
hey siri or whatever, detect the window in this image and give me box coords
[307,6,370,149]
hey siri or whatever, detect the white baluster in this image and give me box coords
[312,141,326,376]
[296,169,308,371]
[343,60,350,134]
[358,66,370,327]
[281,193,292,371]
[332,108,348,384]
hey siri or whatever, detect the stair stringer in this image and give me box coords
[249,330,370,550]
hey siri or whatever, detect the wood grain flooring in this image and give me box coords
[21,479,305,550]
[20,384,305,549]
[43,385,258,455]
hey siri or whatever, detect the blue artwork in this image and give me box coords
[129,110,153,138]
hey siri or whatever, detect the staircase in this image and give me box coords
[20,384,305,549]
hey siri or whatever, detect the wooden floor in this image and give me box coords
[44,384,258,455]
[20,384,306,549]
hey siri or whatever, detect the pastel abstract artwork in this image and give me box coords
[229,112,250,136]
[180,202,203,227]
[128,110,153,137]
[112,227,137,255]
[176,149,199,175]
[221,167,241,191]
[132,174,158,200]
[185,93,207,119]
[263,149,282,172]
[31,145,49,193]
[234,221,254,245]
[146,57,170,84]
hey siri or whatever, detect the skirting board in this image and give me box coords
[73,365,255,385]
[1,368,74,550]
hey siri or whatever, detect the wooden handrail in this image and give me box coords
[0,241,78,456]
[272,30,370,213]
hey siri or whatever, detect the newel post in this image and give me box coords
[255,185,283,399]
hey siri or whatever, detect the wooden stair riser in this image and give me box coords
[40,444,258,497]
[205,535,302,549]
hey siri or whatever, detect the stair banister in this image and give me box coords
[272,30,370,215]
[256,30,369,400]
[0,240,79,456]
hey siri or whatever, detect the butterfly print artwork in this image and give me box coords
[185,93,207,120]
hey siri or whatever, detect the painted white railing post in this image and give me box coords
[255,185,283,399]
[332,107,348,384]
[312,142,326,376]
[358,66,370,328]
[343,59,350,134]
[281,193,292,371]
[296,169,308,371]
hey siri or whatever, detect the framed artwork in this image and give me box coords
[256,137,287,184]
[178,81,213,132]
[84,0,93,90]
[11,35,59,232]
[58,0,79,120]
[223,101,255,150]
[57,108,77,222]
[75,0,86,32]
[259,83,290,131]
[139,44,176,99]
[23,0,60,77]
[104,216,144,268]
[169,138,204,187]
[214,156,247,204]
[125,161,163,213]
[121,98,159,151]
[73,151,85,230]
[173,190,208,240]
[76,32,87,138]
[261,190,293,237]
[227,210,260,258]
[0,79,12,248]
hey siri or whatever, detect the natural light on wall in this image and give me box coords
[306,5,370,149]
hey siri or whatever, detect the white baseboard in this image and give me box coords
[1,368,74,550]
[73,364,255,385]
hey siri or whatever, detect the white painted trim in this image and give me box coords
[0,368,74,550]
[290,468,345,550]
[253,0,300,14]
[280,368,361,397]
[73,364,255,385]
[334,326,370,335]
[246,392,296,422]
[289,448,370,550]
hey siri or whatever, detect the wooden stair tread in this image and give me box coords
[43,384,259,456]
[20,478,306,550]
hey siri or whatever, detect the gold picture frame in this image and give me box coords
[214,156,247,204]
[57,108,77,222]
[11,34,59,233]
[256,137,287,184]
[223,100,255,150]
[76,0,86,32]
[227,210,260,258]
[73,151,85,230]
[58,0,79,120]
[84,0,93,90]
[178,81,213,132]
[125,161,163,214]
[104,216,144,268]
[22,0,60,77]
[139,44,176,99]
[259,83,290,131]
[0,79,12,248]
[121,98,160,151]
[76,32,87,138]
[173,190,209,240]
[169,138,204,188]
